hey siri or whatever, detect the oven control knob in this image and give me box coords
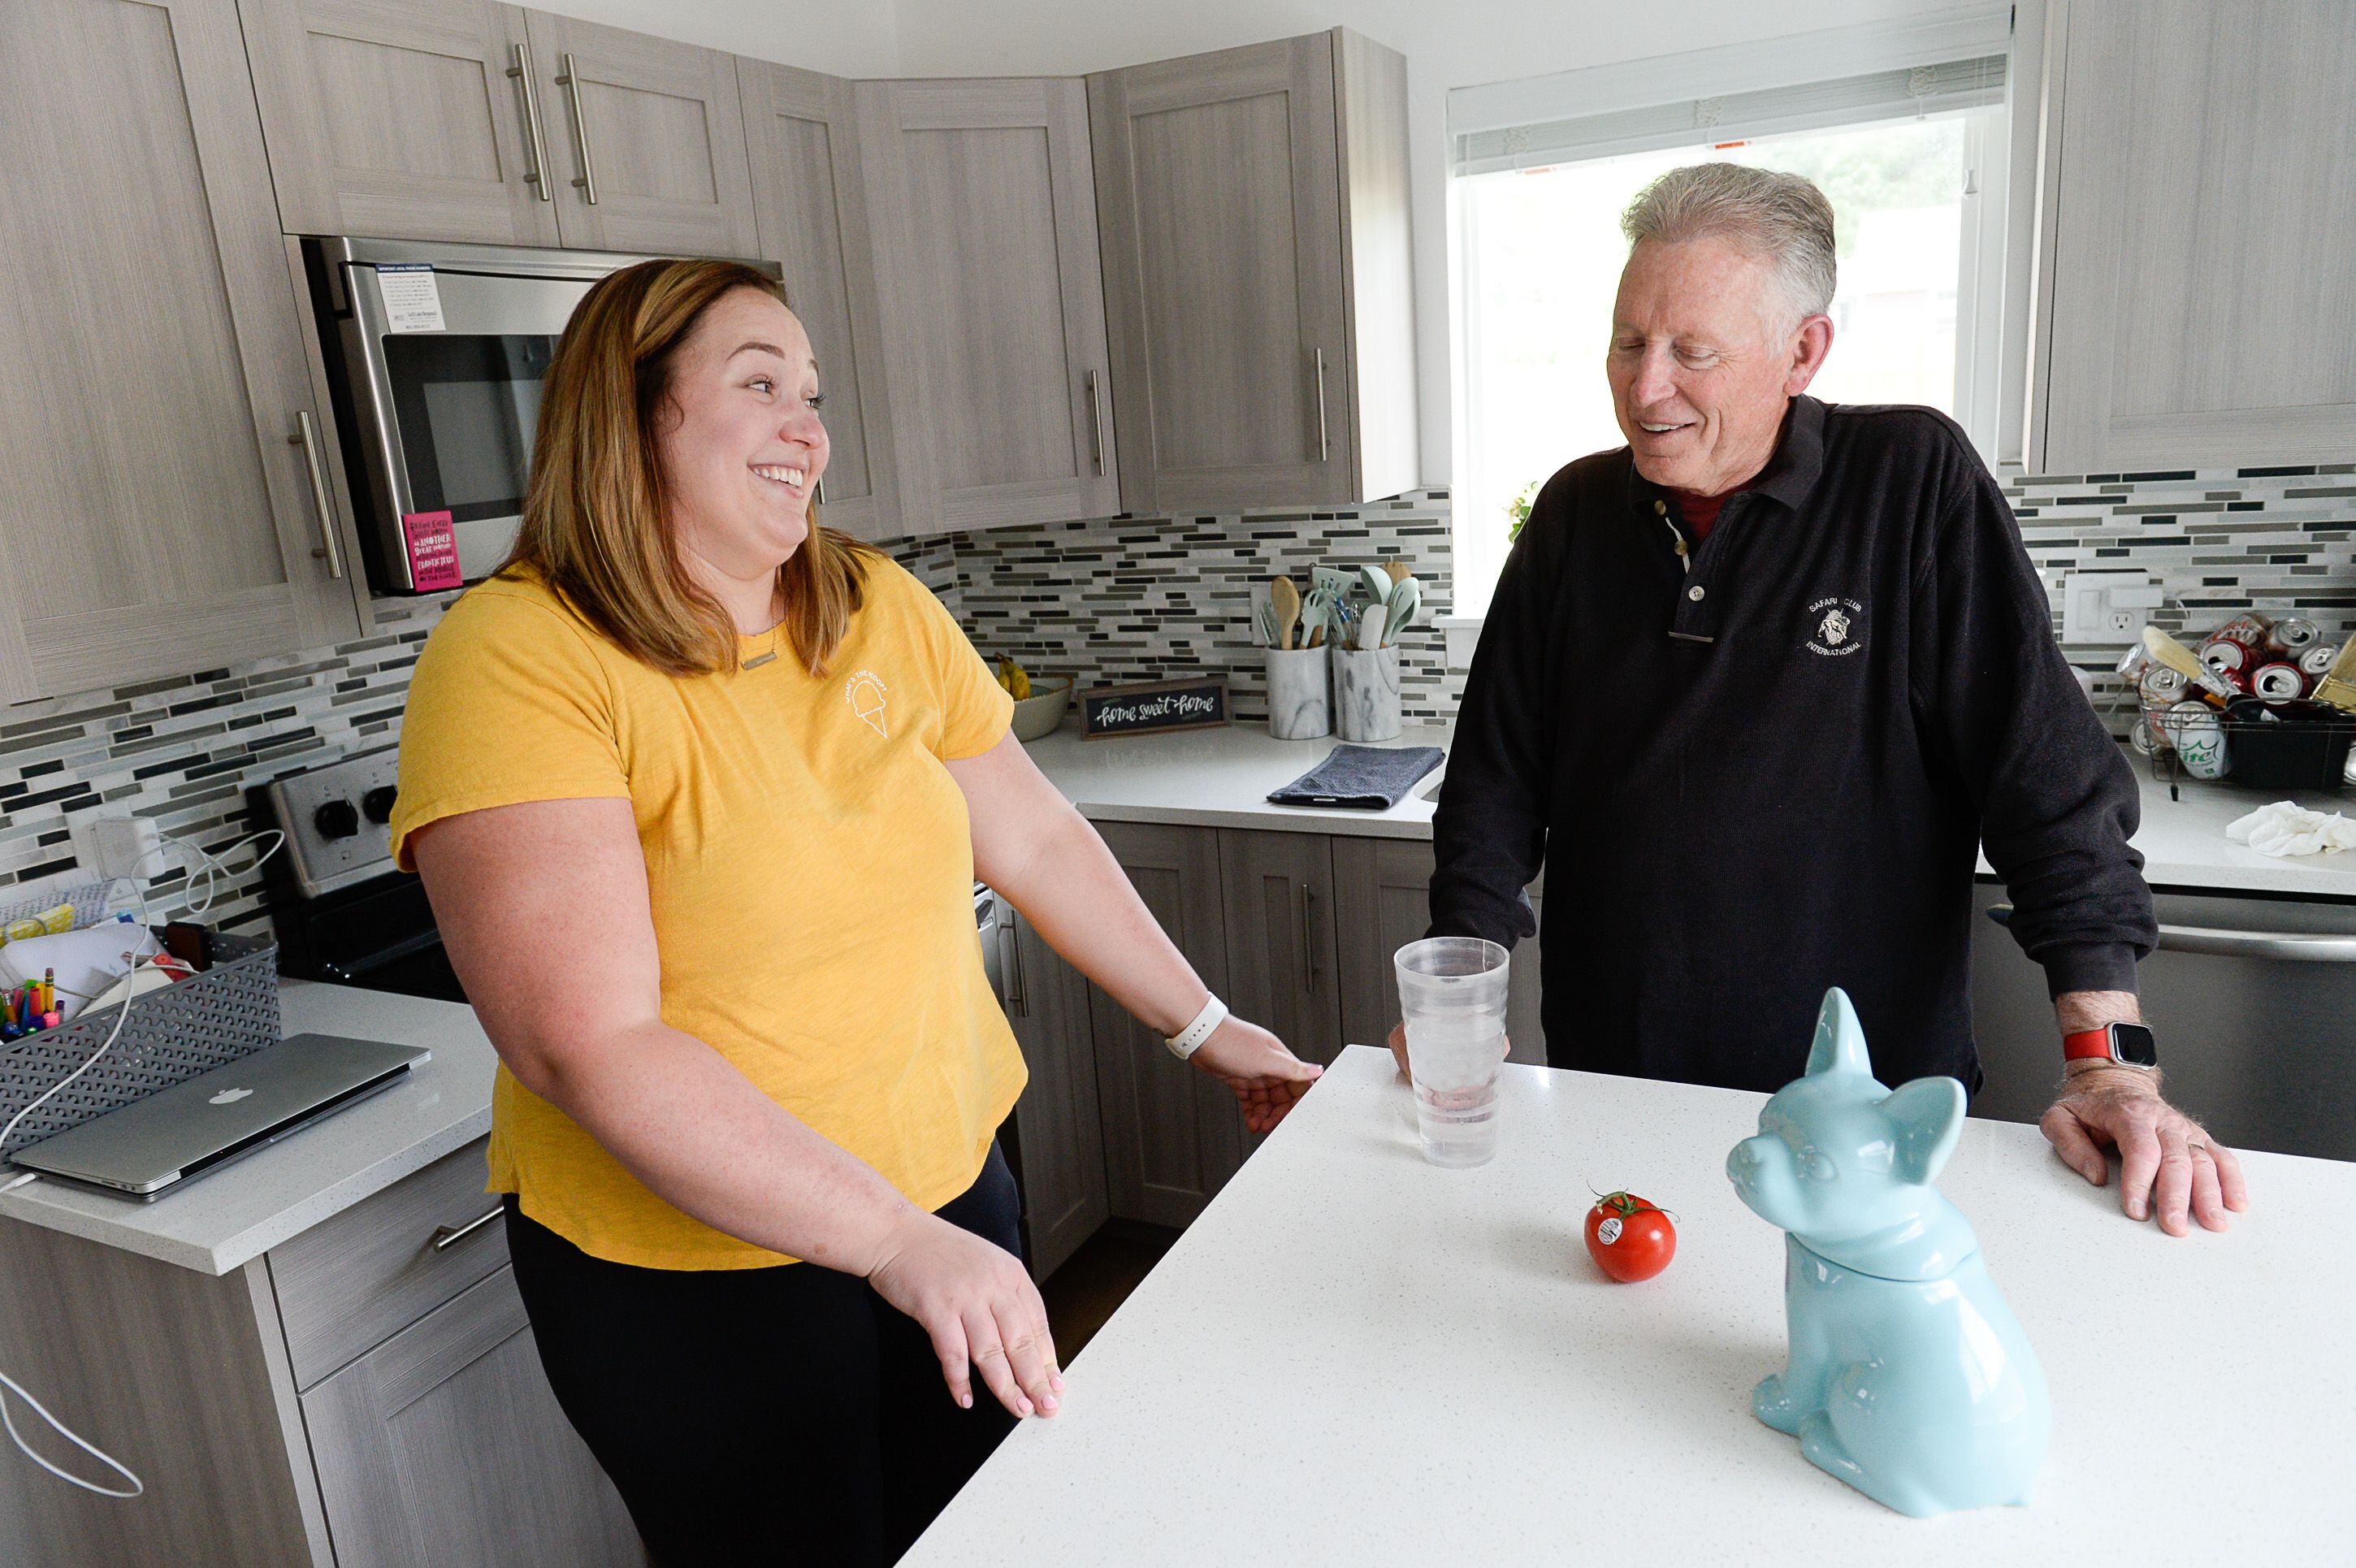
[362,785,399,825]
[314,799,361,840]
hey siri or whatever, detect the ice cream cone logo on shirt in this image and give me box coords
[845,669,890,738]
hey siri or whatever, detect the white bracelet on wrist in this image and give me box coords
[1164,994,1228,1060]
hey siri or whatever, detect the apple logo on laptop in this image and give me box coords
[210,1088,253,1106]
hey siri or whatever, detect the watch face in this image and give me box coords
[2111,1024,2159,1068]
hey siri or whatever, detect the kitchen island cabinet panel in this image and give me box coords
[2031,0,2356,470]
[1004,909,1111,1282]
[1089,821,1243,1228]
[1217,829,1345,1068]
[1332,838,1546,1066]
[302,1265,644,1566]
[0,0,363,702]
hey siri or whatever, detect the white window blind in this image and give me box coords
[1453,54,2007,175]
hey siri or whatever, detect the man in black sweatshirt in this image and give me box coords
[1418,163,2246,1238]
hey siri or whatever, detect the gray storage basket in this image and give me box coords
[0,929,281,1163]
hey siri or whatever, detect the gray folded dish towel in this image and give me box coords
[1267,744,1445,809]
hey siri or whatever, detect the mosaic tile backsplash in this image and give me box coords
[1,460,2349,935]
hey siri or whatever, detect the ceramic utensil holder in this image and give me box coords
[1332,644,1401,742]
[1264,647,1332,739]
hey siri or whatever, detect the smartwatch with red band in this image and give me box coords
[2063,1022,2159,1068]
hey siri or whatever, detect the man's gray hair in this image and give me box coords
[1621,163,1837,327]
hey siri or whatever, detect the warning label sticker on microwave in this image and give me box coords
[377,263,446,333]
[401,510,463,591]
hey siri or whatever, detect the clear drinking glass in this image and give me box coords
[1394,937,1510,1167]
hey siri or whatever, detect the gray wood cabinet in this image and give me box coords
[739,59,900,541]
[1003,908,1110,1281]
[303,1267,643,1566]
[2029,0,2356,471]
[0,0,363,704]
[239,0,561,246]
[0,1135,640,1566]
[1332,838,1546,1067]
[1086,28,1419,514]
[1089,821,1241,1228]
[1218,829,1345,1068]
[521,8,759,258]
[855,77,1121,535]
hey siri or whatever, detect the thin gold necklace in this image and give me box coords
[743,622,781,669]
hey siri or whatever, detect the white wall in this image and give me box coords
[542,0,1993,488]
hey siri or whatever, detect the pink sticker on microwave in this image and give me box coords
[401,509,463,591]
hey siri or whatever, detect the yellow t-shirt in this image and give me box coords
[388,559,1024,1270]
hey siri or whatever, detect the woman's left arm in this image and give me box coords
[946,733,1320,1131]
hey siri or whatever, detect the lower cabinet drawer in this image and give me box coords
[268,1136,509,1389]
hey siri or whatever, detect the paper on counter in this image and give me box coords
[2225,800,2356,858]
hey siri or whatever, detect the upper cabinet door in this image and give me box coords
[1088,29,1419,514]
[239,0,561,246]
[738,60,899,540]
[856,78,1121,535]
[523,10,759,258]
[2032,0,2356,471]
[0,0,362,703]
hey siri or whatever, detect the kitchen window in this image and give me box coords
[1446,8,2031,615]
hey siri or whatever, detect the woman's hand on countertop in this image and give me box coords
[1190,1017,1321,1133]
[866,1211,1063,1420]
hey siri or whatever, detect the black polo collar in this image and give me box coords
[1629,394,1827,518]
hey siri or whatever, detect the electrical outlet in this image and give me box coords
[2060,571,2161,647]
[68,813,162,881]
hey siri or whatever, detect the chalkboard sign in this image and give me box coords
[1081,677,1232,740]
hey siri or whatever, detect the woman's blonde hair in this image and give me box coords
[502,256,878,677]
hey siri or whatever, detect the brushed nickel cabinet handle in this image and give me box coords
[1299,882,1318,990]
[1007,917,1029,1017]
[555,51,598,205]
[1313,349,1330,463]
[507,41,552,201]
[815,472,828,507]
[1086,370,1107,475]
[431,1206,504,1250]
[288,411,343,580]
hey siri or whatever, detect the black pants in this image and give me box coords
[505,1146,1024,1567]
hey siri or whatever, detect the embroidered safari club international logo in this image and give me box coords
[844,669,890,738]
[1805,596,1866,658]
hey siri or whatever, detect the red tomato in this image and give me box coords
[1584,1191,1676,1282]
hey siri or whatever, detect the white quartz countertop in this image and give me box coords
[907,1045,2356,1566]
[1024,720,2356,897]
[0,980,496,1275]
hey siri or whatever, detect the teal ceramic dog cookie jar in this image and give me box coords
[1726,988,2051,1517]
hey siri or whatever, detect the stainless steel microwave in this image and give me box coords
[300,236,780,595]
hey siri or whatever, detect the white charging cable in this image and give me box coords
[124,829,287,921]
[0,1371,143,1498]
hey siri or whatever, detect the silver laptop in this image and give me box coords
[10,1033,429,1199]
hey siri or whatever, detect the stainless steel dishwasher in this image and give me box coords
[1970,881,2356,1161]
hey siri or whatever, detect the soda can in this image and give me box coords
[2213,613,2271,648]
[2138,663,2189,708]
[2300,643,2339,680]
[2198,639,2254,691]
[2168,700,2231,779]
[2250,662,2307,703]
[2266,617,2321,655]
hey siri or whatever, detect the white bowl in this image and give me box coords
[1010,676,1074,741]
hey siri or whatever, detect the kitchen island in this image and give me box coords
[907,1045,2355,1566]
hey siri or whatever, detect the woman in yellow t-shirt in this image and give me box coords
[391,258,1321,1565]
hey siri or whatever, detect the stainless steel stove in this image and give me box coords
[250,748,465,1002]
